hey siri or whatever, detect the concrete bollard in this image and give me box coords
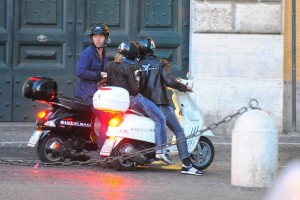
[231,109,278,188]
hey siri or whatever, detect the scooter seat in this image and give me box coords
[57,97,91,112]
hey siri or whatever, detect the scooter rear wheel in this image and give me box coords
[190,136,215,170]
[37,133,66,162]
[111,140,136,171]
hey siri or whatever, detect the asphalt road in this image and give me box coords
[0,122,300,200]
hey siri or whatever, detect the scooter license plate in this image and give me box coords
[27,130,43,147]
[100,139,116,156]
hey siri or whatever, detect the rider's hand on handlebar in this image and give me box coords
[97,78,107,88]
[186,85,193,92]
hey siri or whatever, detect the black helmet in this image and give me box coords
[89,23,109,39]
[118,40,140,61]
[138,36,155,56]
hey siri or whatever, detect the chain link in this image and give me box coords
[204,106,248,133]
[0,99,260,168]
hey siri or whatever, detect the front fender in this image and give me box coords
[201,129,214,137]
[39,130,52,140]
[27,129,52,148]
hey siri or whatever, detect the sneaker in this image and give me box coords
[155,154,175,164]
[181,164,203,176]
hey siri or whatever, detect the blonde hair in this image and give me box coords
[114,53,123,63]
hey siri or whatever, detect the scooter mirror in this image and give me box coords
[186,72,193,79]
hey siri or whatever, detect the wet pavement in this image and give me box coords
[0,122,300,200]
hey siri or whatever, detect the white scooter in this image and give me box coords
[93,77,215,171]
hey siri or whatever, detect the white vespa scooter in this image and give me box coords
[93,77,215,171]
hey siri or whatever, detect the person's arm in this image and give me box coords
[76,51,102,81]
[127,65,140,95]
[161,59,188,92]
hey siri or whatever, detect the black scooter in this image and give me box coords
[22,76,98,162]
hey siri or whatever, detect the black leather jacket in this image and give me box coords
[107,60,139,96]
[136,54,187,105]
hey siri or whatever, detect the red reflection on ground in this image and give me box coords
[26,167,142,200]
[95,173,140,200]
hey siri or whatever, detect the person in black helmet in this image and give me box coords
[136,36,203,176]
[106,40,173,164]
[75,23,111,153]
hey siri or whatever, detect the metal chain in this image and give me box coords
[0,99,260,168]
[187,107,248,139]
[186,99,260,140]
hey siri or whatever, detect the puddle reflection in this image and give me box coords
[27,167,143,199]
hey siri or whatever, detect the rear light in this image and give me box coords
[37,111,48,119]
[50,92,56,100]
[99,87,112,90]
[108,136,116,140]
[29,77,41,81]
[62,117,73,121]
[109,116,123,127]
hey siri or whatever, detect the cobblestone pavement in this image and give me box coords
[0,122,300,200]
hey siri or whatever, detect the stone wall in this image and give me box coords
[190,0,284,135]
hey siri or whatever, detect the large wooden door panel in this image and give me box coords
[138,0,189,77]
[0,0,13,121]
[12,0,75,121]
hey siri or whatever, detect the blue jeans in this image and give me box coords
[131,93,167,154]
[75,96,110,150]
[160,105,189,160]
[90,106,112,150]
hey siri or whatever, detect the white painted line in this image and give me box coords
[0,141,28,147]
[214,143,231,145]
[0,142,27,144]
[278,143,300,145]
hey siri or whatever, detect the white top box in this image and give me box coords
[93,86,130,112]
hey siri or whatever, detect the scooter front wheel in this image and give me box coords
[190,136,215,170]
[37,133,66,162]
[111,139,136,171]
